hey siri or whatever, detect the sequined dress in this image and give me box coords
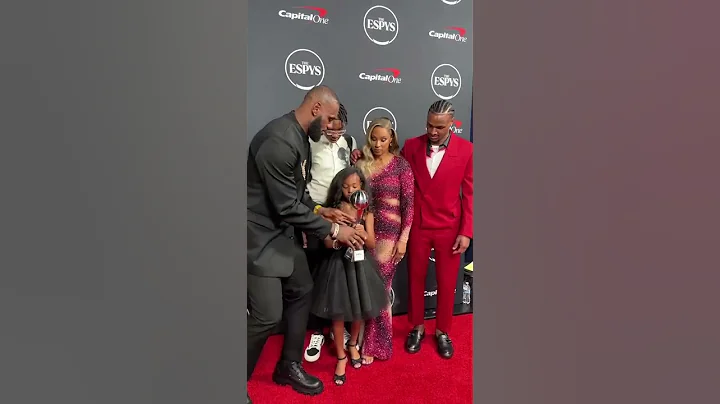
[362,156,415,360]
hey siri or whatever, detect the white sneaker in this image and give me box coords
[329,328,351,350]
[304,332,324,362]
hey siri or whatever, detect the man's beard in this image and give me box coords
[307,115,324,142]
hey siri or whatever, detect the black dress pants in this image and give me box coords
[247,244,313,380]
[304,235,330,332]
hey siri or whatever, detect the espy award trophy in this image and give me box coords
[344,190,369,262]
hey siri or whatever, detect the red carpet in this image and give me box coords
[248,314,473,403]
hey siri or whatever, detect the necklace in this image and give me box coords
[367,155,393,176]
[376,156,393,167]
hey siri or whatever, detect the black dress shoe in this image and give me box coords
[405,328,425,354]
[272,360,324,396]
[435,332,454,359]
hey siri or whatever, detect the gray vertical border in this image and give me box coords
[1,1,248,403]
[473,1,720,404]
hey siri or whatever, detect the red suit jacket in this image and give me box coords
[400,133,473,238]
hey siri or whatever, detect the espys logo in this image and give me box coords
[389,288,395,306]
[363,5,398,46]
[429,26,468,43]
[451,119,464,134]
[358,68,402,84]
[430,63,462,100]
[442,0,463,5]
[285,49,325,91]
[363,107,397,132]
[278,6,329,24]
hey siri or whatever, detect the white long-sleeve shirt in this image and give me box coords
[306,135,357,203]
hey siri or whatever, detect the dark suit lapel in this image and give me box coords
[304,138,312,183]
[292,134,309,188]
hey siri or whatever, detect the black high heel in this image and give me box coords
[334,356,348,386]
[347,342,362,369]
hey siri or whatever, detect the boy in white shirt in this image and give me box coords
[306,103,357,203]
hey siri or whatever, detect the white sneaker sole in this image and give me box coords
[304,351,321,362]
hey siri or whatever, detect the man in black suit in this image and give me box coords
[246,85,363,402]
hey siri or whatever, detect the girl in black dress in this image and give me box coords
[310,167,388,386]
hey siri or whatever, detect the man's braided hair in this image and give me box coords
[338,102,348,125]
[428,99,455,116]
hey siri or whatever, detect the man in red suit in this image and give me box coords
[400,100,473,359]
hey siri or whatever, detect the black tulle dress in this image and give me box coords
[310,222,388,322]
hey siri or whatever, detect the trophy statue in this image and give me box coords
[344,190,369,262]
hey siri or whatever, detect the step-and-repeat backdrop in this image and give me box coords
[248,0,473,315]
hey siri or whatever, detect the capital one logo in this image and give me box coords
[451,119,464,134]
[424,289,438,297]
[442,0,463,4]
[429,26,468,43]
[285,49,325,91]
[358,68,402,84]
[430,63,462,100]
[424,288,458,297]
[363,5,398,46]
[363,107,397,132]
[277,6,329,24]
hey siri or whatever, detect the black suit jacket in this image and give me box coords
[247,112,332,278]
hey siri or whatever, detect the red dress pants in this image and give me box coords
[407,227,461,333]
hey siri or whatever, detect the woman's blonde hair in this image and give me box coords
[356,117,400,176]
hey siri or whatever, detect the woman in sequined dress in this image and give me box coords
[355,117,414,364]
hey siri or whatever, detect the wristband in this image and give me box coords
[332,239,341,250]
[313,205,322,215]
[330,223,340,239]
